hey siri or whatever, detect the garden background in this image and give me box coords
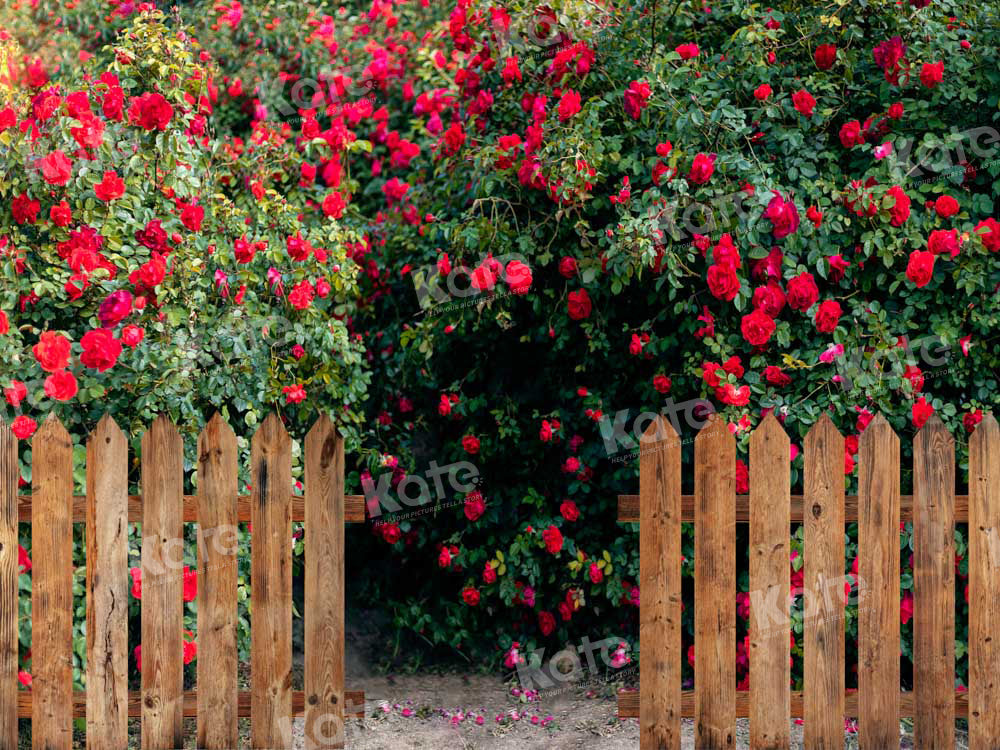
[1,0,1000,743]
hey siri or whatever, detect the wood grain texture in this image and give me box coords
[638,416,681,750]
[141,416,185,750]
[617,494,970,523]
[85,416,129,749]
[802,415,846,749]
[913,415,955,749]
[969,414,1000,749]
[748,415,790,750]
[15,494,367,522]
[0,422,18,749]
[251,413,293,749]
[694,415,736,749]
[197,414,239,749]
[305,415,346,750]
[617,689,969,719]
[857,415,900,748]
[32,415,74,750]
[14,689,366,718]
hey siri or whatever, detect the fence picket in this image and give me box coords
[0,421,18,749]
[197,414,239,749]
[913,415,955,748]
[31,415,74,750]
[749,415,790,749]
[85,416,129,749]
[694,415,736,749]
[803,414,845,748]
[141,416,185,749]
[858,415,900,747]
[638,416,681,750]
[969,414,1000,749]
[305,415,346,750]
[251,413,293,749]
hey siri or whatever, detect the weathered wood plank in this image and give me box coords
[913,415,955,749]
[197,414,239,749]
[251,413,293,749]
[803,415,846,749]
[694,415,736,749]
[749,415,790,749]
[969,414,1000,749]
[32,415,74,750]
[0,421,18,749]
[857,415,900,748]
[638,416,681,750]
[305,415,347,750]
[85,416,130,749]
[617,494,970,523]
[141,416,185,750]
[16,493,367,522]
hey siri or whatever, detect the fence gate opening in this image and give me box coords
[617,411,1000,750]
[0,412,366,749]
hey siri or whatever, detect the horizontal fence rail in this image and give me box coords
[0,412,364,749]
[618,411,1000,750]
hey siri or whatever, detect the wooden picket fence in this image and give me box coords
[0,412,368,749]
[617,411,1000,749]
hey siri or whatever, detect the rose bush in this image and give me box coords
[5,0,1000,699]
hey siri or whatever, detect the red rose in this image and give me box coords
[752,281,785,317]
[763,366,791,387]
[80,329,123,372]
[735,459,749,493]
[0,310,7,335]
[180,203,204,231]
[839,120,862,149]
[888,101,904,119]
[542,526,563,555]
[740,309,776,346]
[934,195,959,218]
[559,500,579,521]
[652,374,672,394]
[183,566,197,602]
[919,61,944,89]
[322,191,347,219]
[912,397,934,429]
[906,250,935,287]
[687,152,716,185]
[121,325,145,347]
[128,92,174,130]
[813,299,842,333]
[786,273,819,311]
[964,409,983,433]
[482,563,497,584]
[33,331,72,372]
[792,89,816,117]
[753,84,771,101]
[464,491,485,521]
[462,587,480,607]
[11,416,37,440]
[504,260,533,294]
[974,218,1000,252]
[675,43,699,60]
[461,434,480,454]
[885,186,911,226]
[44,370,78,402]
[4,380,27,407]
[707,263,740,301]
[557,89,581,121]
[12,192,41,224]
[380,522,401,544]
[94,171,125,202]
[567,288,592,320]
[814,44,837,70]
[588,562,604,583]
[928,229,960,258]
[903,365,924,392]
[623,80,651,119]
[40,150,73,186]
[538,611,556,636]
[764,192,800,239]
[558,257,578,278]
[50,200,72,226]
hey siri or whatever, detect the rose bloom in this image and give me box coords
[567,288,592,320]
[461,587,480,607]
[786,273,819,311]
[461,434,480,454]
[80,329,123,372]
[558,256,578,278]
[687,152,716,185]
[0,310,8,335]
[764,192,800,238]
[912,397,935,428]
[740,309,776,346]
[839,120,862,148]
[94,171,125,201]
[542,525,563,554]
[675,43,699,59]
[44,370,78,402]
[559,500,579,521]
[623,80,651,119]
[50,200,72,226]
[121,325,145,347]
[928,229,960,258]
[792,89,816,117]
[652,374,672,394]
[906,250,935,287]
[128,91,174,130]
[763,365,791,387]
[753,84,771,101]
[974,218,1000,252]
[464,491,485,521]
[557,89,581,121]
[98,290,133,327]
[538,611,556,636]
[888,101,904,119]
[707,263,740,301]
[934,195,959,218]
[919,61,944,89]
[505,260,533,294]
[4,380,27,407]
[11,416,37,440]
[813,299,842,333]
[886,186,911,226]
[40,150,73,186]
[753,280,785,317]
[33,331,72,372]
[814,44,837,70]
